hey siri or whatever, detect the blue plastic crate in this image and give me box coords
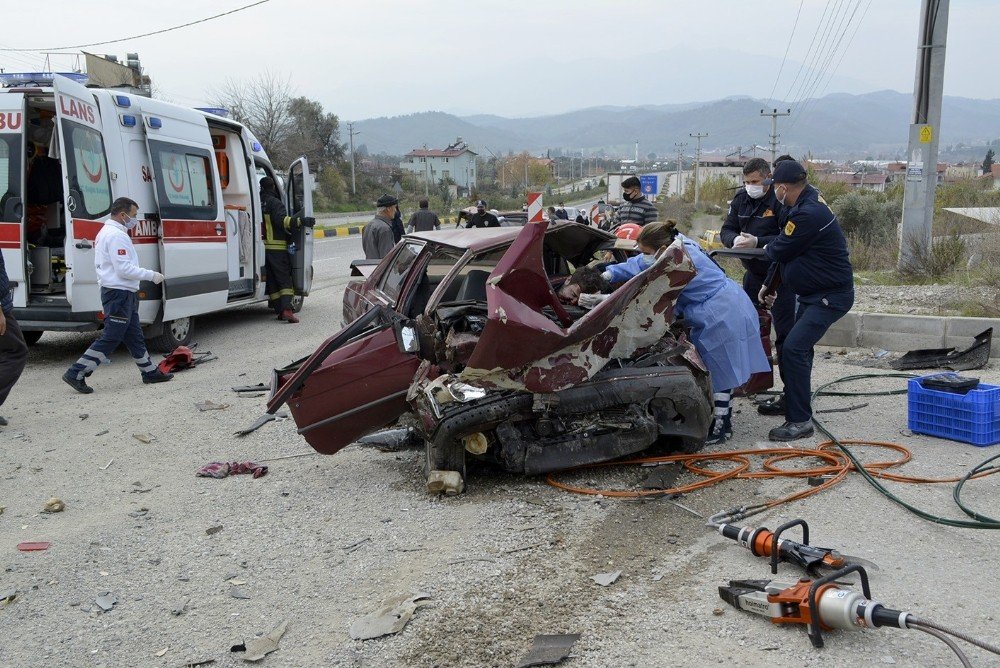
[907,374,1000,446]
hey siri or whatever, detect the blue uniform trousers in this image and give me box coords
[66,288,158,380]
[742,270,795,383]
[783,294,852,423]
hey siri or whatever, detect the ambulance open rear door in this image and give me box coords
[137,97,228,322]
[0,92,26,308]
[52,74,107,313]
[285,156,313,298]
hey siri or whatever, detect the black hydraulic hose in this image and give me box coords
[911,624,972,668]
[952,451,1000,524]
[811,373,1000,530]
[908,617,1000,657]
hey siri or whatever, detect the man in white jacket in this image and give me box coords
[62,197,173,393]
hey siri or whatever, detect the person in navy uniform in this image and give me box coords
[761,160,854,441]
[720,157,793,416]
[0,248,28,425]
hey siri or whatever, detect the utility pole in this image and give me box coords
[689,133,708,207]
[760,108,791,165]
[899,0,950,271]
[673,141,687,197]
[347,122,359,195]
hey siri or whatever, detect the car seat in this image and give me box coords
[456,269,491,302]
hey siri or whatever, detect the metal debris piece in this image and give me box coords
[227,578,247,586]
[184,659,215,667]
[1,588,16,605]
[231,620,289,662]
[590,570,622,587]
[816,402,869,414]
[356,427,419,451]
[94,592,118,612]
[155,647,168,657]
[95,429,109,436]
[516,633,581,668]
[341,537,371,553]
[230,587,251,600]
[349,593,432,640]
[42,497,66,513]
[132,432,155,444]
[16,541,50,552]
[234,411,288,437]
[79,413,89,420]
[172,598,189,616]
[100,459,114,470]
[206,525,224,536]
[195,400,230,412]
[891,327,992,371]
[232,383,268,393]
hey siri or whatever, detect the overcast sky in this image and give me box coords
[2,0,997,120]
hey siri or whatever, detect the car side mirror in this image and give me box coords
[394,320,420,354]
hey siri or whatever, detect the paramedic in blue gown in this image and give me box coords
[562,220,770,445]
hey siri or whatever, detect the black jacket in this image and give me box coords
[764,185,853,299]
[721,187,783,277]
[408,209,440,232]
[466,212,500,228]
[0,246,11,314]
[262,190,295,251]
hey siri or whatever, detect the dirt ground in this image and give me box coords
[2,276,998,667]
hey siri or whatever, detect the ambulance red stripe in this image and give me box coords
[0,222,18,249]
[161,220,227,243]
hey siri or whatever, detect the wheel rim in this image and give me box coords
[169,318,191,341]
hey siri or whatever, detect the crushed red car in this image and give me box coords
[267,220,714,494]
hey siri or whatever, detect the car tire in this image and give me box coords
[146,317,194,352]
[22,330,43,346]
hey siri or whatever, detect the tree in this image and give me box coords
[284,97,346,169]
[213,71,295,164]
[983,148,996,175]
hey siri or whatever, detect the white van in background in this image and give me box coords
[0,73,314,350]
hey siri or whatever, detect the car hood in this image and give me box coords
[460,221,698,393]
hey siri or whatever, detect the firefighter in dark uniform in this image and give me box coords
[761,160,854,441]
[720,157,794,415]
[260,177,313,324]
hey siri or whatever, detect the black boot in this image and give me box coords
[705,415,732,446]
[768,420,815,442]
[62,370,94,394]
[757,394,785,416]
[142,370,174,384]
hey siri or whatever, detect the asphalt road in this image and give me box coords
[2,234,998,667]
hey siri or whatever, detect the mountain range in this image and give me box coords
[354,91,1000,160]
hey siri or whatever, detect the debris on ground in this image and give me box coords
[590,571,622,587]
[194,400,230,412]
[516,633,581,668]
[355,427,420,451]
[79,414,89,420]
[231,620,288,662]
[16,541,50,552]
[95,429,109,436]
[230,587,251,600]
[171,598,189,616]
[891,327,992,371]
[234,412,288,437]
[341,537,370,553]
[349,593,432,640]
[155,647,168,657]
[183,659,215,667]
[640,463,681,490]
[99,459,114,470]
[1,589,16,605]
[816,402,869,414]
[206,525,224,536]
[231,383,268,393]
[159,345,217,374]
[132,433,155,444]
[42,497,66,513]
[196,461,268,479]
[94,592,118,612]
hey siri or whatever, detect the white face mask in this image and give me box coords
[640,253,657,266]
[123,216,139,230]
[745,184,766,199]
[775,186,787,206]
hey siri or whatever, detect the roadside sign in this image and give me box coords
[639,174,658,197]
[919,126,933,143]
[527,192,543,223]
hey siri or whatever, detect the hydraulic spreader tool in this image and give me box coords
[715,518,878,575]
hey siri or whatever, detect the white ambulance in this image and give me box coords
[0,73,314,350]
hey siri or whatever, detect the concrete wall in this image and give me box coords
[820,312,1000,357]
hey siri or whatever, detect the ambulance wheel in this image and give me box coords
[147,317,194,353]
[23,331,43,346]
[290,295,304,313]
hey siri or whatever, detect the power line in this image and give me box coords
[787,0,869,132]
[782,0,834,102]
[787,0,850,110]
[0,0,271,52]
[789,0,858,112]
[767,0,806,104]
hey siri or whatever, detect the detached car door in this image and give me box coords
[267,242,427,454]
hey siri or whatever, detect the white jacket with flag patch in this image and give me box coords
[95,219,156,291]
